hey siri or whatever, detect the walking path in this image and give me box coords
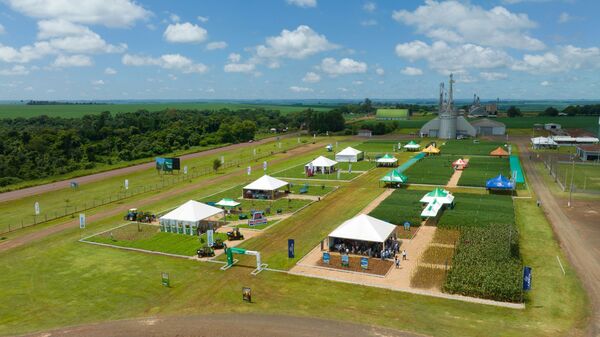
[445,159,469,188]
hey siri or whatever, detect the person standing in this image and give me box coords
[395,256,400,269]
[402,249,407,261]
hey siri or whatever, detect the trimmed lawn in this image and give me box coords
[458,157,511,187]
[273,163,362,180]
[442,140,508,156]
[403,155,458,185]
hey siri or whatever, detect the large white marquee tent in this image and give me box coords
[335,147,364,162]
[159,200,224,235]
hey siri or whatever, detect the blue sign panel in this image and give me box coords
[360,257,368,270]
[523,266,532,291]
[341,254,349,267]
[288,239,295,258]
[323,252,330,264]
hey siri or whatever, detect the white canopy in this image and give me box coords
[376,154,398,164]
[305,156,338,168]
[421,200,443,218]
[328,214,396,243]
[531,137,557,146]
[335,146,364,162]
[403,142,420,149]
[160,200,223,223]
[215,198,240,208]
[337,147,362,156]
[244,175,289,191]
[419,188,455,204]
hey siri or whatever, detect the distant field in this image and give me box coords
[0,103,332,118]
[495,116,598,129]
[441,140,507,156]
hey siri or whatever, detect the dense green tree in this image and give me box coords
[540,107,559,116]
[506,106,522,117]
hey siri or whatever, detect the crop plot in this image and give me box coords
[458,157,511,187]
[403,155,458,185]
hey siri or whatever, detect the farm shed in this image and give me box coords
[335,147,364,162]
[159,200,224,235]
[576,144,600,161]
[470,118,506,136]
[243,175,289,200]
[305,156,338,174]
[357,129,373,137]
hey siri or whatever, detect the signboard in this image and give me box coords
[34,202,40,215]
[220,156,224,164]
[341,254,349,267]
[124,179,129,190]
[322,252,330,264]
[161,272,170,287]
[523,266,532,291]
[253,148,256,156]
[156,157,181,172]
[348,164,352,174]
[403,221,411,231]
[360,257,369,270]
[183,165,188,174]
[288,239,295,258]
[242,287,252,302]
[79,213,86,229]
[247,166,251,175]
[207,229,214,247]
[263,161,267,172]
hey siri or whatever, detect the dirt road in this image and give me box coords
[0,134,297,204]
[17,314,421,337]
[517,141,600,336]
[0,142,322,254]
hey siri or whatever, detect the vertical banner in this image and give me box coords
[124,179,129,190]
[207,229,214,247]
[263,161,267,172]
[337,170,341,180]
[297,137,300,144]
[79,213,86,229]
[335,141,338,148]
[220,156,224,164]
[288,239,295,258]
[278,142,282,149]
[253,148,256,156]
[323,252,330,264]
[341,254,349,267]
[161,272,170,287]
[361,257,369,270]
[348,164,352,174]
[34,202,40,215]
[247,166,252,175]
[184,165,188,174]
[523,266,532,291]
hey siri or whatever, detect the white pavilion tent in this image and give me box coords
[421,199,443,218]
[531,137,558,149]
[419,188,455,205]
[328,214,396,246]
[335,147,364,162]
[305,156,338,174]
[243,175,289,199]
[159,200,224,235]
[376,154,398,167]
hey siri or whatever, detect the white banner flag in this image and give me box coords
[34,202,40,215]
[263,161,267,171]
[184,165,188,174]
[79,214,86,229]
[124,179,129,190]
[247,166,251,175]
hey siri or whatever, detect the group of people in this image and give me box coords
[330,237,407,262]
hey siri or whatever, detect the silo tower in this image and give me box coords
[438,73,457,139]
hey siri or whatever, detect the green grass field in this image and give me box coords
[556,163,600,191]
[85,223,228,256]
[438,193,515,229]
[441,140,508,156]
[0,102,332,119]
[458,157,511,187]
[403,155,458,185]
[273,162,363,180]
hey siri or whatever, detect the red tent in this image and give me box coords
[490,147,509,157]
[452,158,468,170]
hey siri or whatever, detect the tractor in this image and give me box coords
[227,227,244,241]
[124,208,155,223]
[197,246,215,258]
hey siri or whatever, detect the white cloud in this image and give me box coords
[375,67,384,75]
[0,42,53,63]
[363,2,376,12]
[224,62,255,73]
[395,40,512,73]
[480,72,508,80]
[512,45,600,73]
[289,86,313,92]
[540,80,550,86]
[53,54,93,67]
[255,25,337,60]
[197,16,209,23]
[392,0,544,50]
[228,53,241,63]
[401,66,423,76]
[0,65,29,76]
[320,57,367,75]
[5,0,150,28]
[37,19,88,39]
[169,13,181,23]
[206,41,227,50]
[360,20,377,27]
[352,80,363,85]
[558,12,572,24]
[163,22,208,43]
[286,0,317,8]
[104,67,117,75]
[35,19,127,54]
[302,71,321,83]
[122,53,208,73]
[91,79,105,85]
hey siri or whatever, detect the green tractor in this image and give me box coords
[226,227,244,241]
[197,246,215,258]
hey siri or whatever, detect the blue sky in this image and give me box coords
[0,0,599,100]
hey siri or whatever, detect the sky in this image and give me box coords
[0,0,599,100]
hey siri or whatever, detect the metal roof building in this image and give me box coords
[470,118,506,136]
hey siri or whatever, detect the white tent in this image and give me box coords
[305,156,338,174]
[419,188,455,205]
[159,200,224,235]
[243,175,289,199]
[328,214,396,243]
[376,154,398,167]
[531,137,557,149]
[403,141,421,150]
[215,198,240,208]
[335,146,364,162]
[421,200,443,218]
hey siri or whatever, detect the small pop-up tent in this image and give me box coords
[305,156,338,174]
[403,141,421,151]
[380,170,407,187]
[486,174,514,190]
[243,175,289,199]
[215,198,240,208]
[452,158,468,170]
[335,147,364,162]
[376,154,398,167]
[422,144,441,155]
[490,146,509,157]
[420,188,455,205]
[159,200,224,235]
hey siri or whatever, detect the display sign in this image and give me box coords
[34,202,40,215]
[161,272,170,287]
[263,161,267,172]
[361,257,369,270]
[323,252,330,264]
[184,165,188,174]
[341,254,349,267]
[403,221,411,231]
[156,157,181,172]
[247,166,251,175]
[207,229,214,247]
[79,213,86,229]
[348,164,352,174]
[220,156,224,164]
[124,179,129,190]
[242,287,252,302]
[523,266,532,291]
[288,239,295,258]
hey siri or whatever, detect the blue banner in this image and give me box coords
[360,257,368,270]
[341,254,349,267]
[207,229,214,247]
[523,266,532,291]
[288,239,295,258]
[323,252,330,264]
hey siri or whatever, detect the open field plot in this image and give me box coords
[368,189,424,226]
[441,140,508,156]
[85,223,227,256]
[288,182,335,195]
[556,163,600,191]
[458,157,511,187]
[273,162,363,180]
[496,116,598,129]
[438,193,515,229]
[403,155,458,185]
[355,140,401,154]
[233,220,279,230]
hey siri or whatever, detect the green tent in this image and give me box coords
[380,170,408,183]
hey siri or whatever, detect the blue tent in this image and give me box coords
[486,174,514,190]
